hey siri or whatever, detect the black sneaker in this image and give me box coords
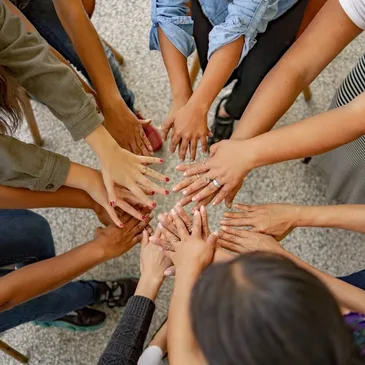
[208,96,235,147]
[95,278,139,308]
[34,307,106,332]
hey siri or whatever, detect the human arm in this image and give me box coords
[218,229,365,314]
[0,213,152,312]
[221,203,365,240]
[232,0,363,141]
[98,230,171,365]
[53,0,153,156]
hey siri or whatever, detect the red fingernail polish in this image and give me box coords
[151,191,155,195]
[152,202,157,208]
[160,159,164,163]
[119,223,124,228]
[165,177,170,182]
[165,190,169,195]
[142,215,147,220]
[110,202,113,207]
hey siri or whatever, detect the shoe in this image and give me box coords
[96,278,139,308]
[208,96,235,147]
[136,111,163,152]
[34,307,106,332]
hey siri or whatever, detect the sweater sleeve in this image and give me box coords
[0,1,103,141]
[0,135,70,191]
[98,296,156,365]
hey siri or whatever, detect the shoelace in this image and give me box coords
[105,281,123,308]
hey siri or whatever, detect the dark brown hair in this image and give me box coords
[0,66,23,135]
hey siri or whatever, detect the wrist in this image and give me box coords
[186,95,211,114]
[295,205,313,228]
[86,237,109,265]
[135,274,163,301]
[64,163,99,193]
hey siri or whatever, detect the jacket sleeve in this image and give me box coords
[98,296,156,365]
[208,0,288,67]
[0,135,70,191]
[150,0,195,57]
[0,1,103,141]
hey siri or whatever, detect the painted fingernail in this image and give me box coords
[165,190,169,195]
[142,215,147,220]
[110,201,115,207]
[165,177,170,182]
[110,201,113,207]
[152,202,157,208]
[151,191,155,195]
[160,159,164,163]
[119,223,124,228]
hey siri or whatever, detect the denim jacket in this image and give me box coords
[150,0,298,67]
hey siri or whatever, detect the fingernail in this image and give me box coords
[221,226,227,230]
[165,177,170,182]
[213,201,217,206]
[171,209,177,215]
[183,190,188,196]
[200,205,205,211]
[158,223,163,229]
[165,190,169,195]
[176,202,182,207]
[173,187,177,192]
[142,215,147,220]
[183,172,187,176]
[152,202,157,208]
[192,196,196,202]
[110,201,115,207]
[119,223,124,228]
[151,191,155,195]
[160,159,164,163]
[149,213,154,219]
[194,210,199,216]
[213,231,219,236]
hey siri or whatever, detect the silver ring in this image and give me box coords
[212,178,222,188]
[196,173,200,179]
[188,227,193,233]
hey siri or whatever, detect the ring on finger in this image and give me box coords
[212,178,222,188]
[205,177,212,184]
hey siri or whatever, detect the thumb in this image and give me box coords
[102,172,117,208]
[139,118,152,126]
[207,231,219,248]
[141,229,149,247]
[164,266,176,277]
[209,142,219,157]
[207,127,213,137]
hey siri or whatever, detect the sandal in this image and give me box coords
[208,96,235,147]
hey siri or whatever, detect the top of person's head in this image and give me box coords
[0,66,23,135]
[190,252,364,365]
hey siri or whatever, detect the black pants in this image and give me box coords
[191,0,308,119]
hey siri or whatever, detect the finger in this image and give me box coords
[137,174,168,196]
[138,156,164,165]
[206,231,219,248]
[220,217,253,227]
[218,235,247,254]
[171,208,190,239]
[223,212,249,218]
[173,175,200,193]
[164,266,176,277]
[141,229,149,247]
[181,176,211,197]
[160,117,174,141]
[139,121,154,153]
[233,203,254,212]
[189,137,198,162]
[212,186,230,207]
[131,234,143,246]
[192,182,219,203]
[183,162,210,177]
[200,205,210,237]
[102,172,117,207]
[191,210,202,237]
[220,226,253,238]
[140,165,170,183]
[199,135,208,155]
[149,236,175,251]
[178,137,189,161]
[209,142,219,157]
[176,163,197,172]
[136,135,151,157]
[157,223,180,249]
[130,139,142,156]
[174,204,193,232]
[128,182,155,209]
[157,213,179,237]
[104,204,124,228]
[163,250,176,261]
[130,214,153,237]
[190,193,216,213]
[116,199,145,221]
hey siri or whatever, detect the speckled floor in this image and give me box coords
[2,1,365,364]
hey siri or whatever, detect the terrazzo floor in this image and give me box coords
[2,1,365,364]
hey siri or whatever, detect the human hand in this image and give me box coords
[218,228,284,255]
[86,126,169,210]
[140,230,172,282]
[175,140,253,207]
[160,209,218,275]
[220,203,298,240]
[103,100,153,156]
[161,102,212,161]
[94,207,154,260]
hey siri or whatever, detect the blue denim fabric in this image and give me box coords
[13,0,135,112]
[340,270,365,291]
[0,210,99,332]
[150,0,298,66]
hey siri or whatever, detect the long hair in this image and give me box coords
[190,252,364,365]
[0,66,23,135]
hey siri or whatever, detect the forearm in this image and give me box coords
[188,37,244,112]
[295,204,365,233]
[283,250,365,314]
[134,274,163,302]
[232,0,362,141]
[247,97,365,169]
[168,271,206,365]
[54,0,121,107]
[158,27,192,103]
[0,237,105,311]
[0,185,95,210]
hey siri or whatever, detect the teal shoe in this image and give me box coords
[34,307,105,332]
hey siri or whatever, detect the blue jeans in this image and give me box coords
[19,0,135,112]
[0,210,100,332]
[340,270,365,291]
